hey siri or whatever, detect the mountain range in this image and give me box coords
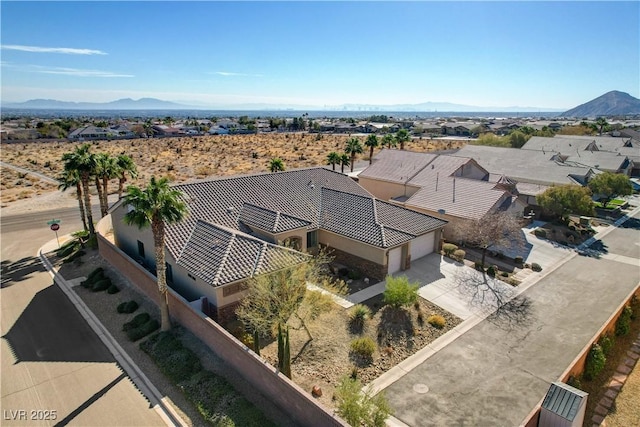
[3,92,639,115]
[561,91,640,117]
[2,98,563,112]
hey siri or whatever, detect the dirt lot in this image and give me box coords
[1,134,467,208]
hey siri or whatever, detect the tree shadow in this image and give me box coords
[618,217,640,230]
[577,239,609,259]
[1,256,45,288]
[376,306,414,347]
[2,284,113,363]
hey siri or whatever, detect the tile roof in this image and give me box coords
[358,149,438,183]
[455,145,594,186]
[319,188,445,248]
[405,177,507,220]
[239,202,311,233]
[162,167,447,287]
[176,220,309,287]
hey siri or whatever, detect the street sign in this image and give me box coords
[47,219,61,248]
[50,223,60,231]
[47,219,61,226]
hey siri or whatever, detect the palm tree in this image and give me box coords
[269,157,285,172]
[382,133,397,150]
[395,129,410,150]
[123,176,187,331]
[326,151,341,171]
[116,154,138,198]
[94,153,119,217]
[58,167,88,232]
[62,144,97,237]
[339,153,350,174]
[344,137,363,173]
[364,134,379,165]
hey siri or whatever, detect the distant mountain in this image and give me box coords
[2,97,189,110]
[561,91,640,117]
[2,97,563,113]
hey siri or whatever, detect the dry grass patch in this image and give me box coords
[1,135,467,207]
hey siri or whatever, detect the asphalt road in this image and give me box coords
[384,209,640,426]
[1,202,166,426]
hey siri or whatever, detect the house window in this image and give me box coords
[165,263,173,284]
[306,230,318,248]
[137,240,145,258]
[223,282,247,297]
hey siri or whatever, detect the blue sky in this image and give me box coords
[1,1,638,109]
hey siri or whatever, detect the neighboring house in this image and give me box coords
[151,125,183,136]
[441,122,485,137]
[358,149,523,238]
[68,125,135,141]
[110,167,447,321]
[208,126,230,135]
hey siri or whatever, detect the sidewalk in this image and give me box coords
[39,236,187,427]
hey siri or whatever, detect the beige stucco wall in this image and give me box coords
[111,202,157,269]
[318,229,387,265]
[358,176,420,201]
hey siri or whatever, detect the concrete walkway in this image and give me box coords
[38,236,187,427]
[370,205,640,426]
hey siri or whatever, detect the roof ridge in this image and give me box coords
[251,242,268,277]
[371,197,387,247]
[273,211,281,233]
[212,233,235,286]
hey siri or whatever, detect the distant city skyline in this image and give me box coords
[1,1,638,110]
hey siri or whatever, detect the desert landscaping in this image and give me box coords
[0,134,466,206]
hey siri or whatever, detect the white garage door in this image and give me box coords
[410,232,435,261]
[388,247,403,274]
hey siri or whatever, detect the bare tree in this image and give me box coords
[452,211,524,267]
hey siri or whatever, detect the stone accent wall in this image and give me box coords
[324,245,387,281]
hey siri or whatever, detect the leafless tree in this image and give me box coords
[452,211,524,267]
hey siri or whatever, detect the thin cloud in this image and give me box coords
[1,45,107,55]
[214,71,263,77]
[30,66,133,78]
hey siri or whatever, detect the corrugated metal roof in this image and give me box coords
[541,382,587,421]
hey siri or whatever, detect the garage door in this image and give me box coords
[388,247,403,274]
[410,232,435,261]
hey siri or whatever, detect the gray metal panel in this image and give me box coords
[541,382,587,422]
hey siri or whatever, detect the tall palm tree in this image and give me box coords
[344,137,363,173]
[339,153,350,174]
[364,134,379,165]
[116,154,138,198]
[382,133,397,150]
[326,151,341,171]
[123,176,187,331]
[95,153,119,217]
[269,157,285,173]
[58,167,88,232]
[395,129,410,150]
[62,144,97,237]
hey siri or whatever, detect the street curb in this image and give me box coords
[38,241,188,427]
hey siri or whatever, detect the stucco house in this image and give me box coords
[358,149,524,238]
[110,167,447,321]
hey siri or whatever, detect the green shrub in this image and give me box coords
[62,250,85,264]
[141,331,272,426]
[350,337,376,359]
[56,242,79,258]
[500,271,509,277]
[347,270,362,280]
[126,319,160,341]
[123,312,151,331]
[566,375,582,390]
[427,314,446,329]
[81,270,105,288]
[442,243,458,256]
[598,334,615,355]
[534,228,547,238]
[86,267,104,281]
[584,343,606,381]
[615,305,633,337]
[159,348,202,382]
[531,263,542,272]
[106,284,120,294]
[383,276,419,309]
[349,304,371,329]
[334,376,392,427]
[514,256,524,265]
[486,266,496,277]
[453,249,465,262]
[117,300,139,314]
[91,278,112,292]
